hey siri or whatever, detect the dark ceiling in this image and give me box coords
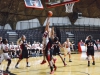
[0,0,100,29]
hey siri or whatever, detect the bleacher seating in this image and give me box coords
[0,29,43,44]
[60,30,100,50]
[0,29,100,49]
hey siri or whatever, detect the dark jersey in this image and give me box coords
[54,42,59,49]
[53,41,61,55]
[45,38,53,52]
[45,38,53,61]
[19,40,28,59]
[85,40,97,50]
[21,41,27,51]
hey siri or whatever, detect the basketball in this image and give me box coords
[48,11,53,17]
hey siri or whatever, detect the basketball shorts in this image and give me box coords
[87,49,94,56]
[53,48,61,55]
[0,53,10,63]
[46,49,53,61]
[64,47,71,54]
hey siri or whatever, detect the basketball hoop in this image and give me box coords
[65,2,75,13]
[64,0,79,13]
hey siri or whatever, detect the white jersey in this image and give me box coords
[0,44,10,63]
[63,42,71,54]
[0,44,9,54]
[10,44,15,51]
[42,31,49,46]
[64,42,71,48]
[42,36,49,46]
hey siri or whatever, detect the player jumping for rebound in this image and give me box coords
[41,11,52,64]
[40,22,49,64]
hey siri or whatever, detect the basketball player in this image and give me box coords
[85,35,98,67]
[10,42,15,58]
[40,31,49,64]
[41,23,57,74]
[41,26,55,65]
[53,36,66,66]
[40,18,50,64]
[15,35,30,68]
[0,38,11,72]
[63,38,73,62]
[85,36,88,60]
[41,11,54,66]
[45,27,57,74]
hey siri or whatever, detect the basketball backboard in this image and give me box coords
[46,0,79,8]
[24,0,43,9]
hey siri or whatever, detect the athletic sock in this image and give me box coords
[88,61,90,67]
[15,62,19,66]
[92,61,95,65]
[6,66,9,70]
[50,66,53,72]
[64,58,65,61]
[27,62,28,65]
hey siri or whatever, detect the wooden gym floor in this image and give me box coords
[0,51,100,75]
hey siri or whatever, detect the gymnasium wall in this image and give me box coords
[0,17,100,30]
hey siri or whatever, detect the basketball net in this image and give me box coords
[64,0,75,13]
